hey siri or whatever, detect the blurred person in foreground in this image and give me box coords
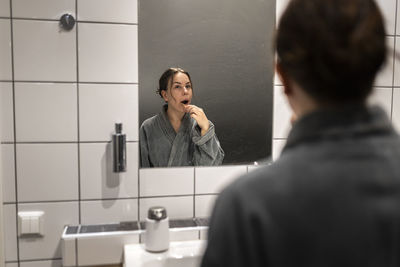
[201,0,400,266]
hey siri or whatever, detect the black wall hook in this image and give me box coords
[59,14,75,31]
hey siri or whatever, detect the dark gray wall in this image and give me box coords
[139,0,275,165]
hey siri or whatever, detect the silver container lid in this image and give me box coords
[147,206,167,221]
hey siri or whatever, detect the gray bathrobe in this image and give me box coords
[139,105,224,167]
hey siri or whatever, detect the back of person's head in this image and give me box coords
[276,0,386,105]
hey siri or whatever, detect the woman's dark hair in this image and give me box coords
[276,0,387,105]
[157,67,193,98]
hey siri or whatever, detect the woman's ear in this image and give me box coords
[161,90,168,102]
[276,62,292,96]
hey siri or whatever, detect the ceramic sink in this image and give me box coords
[124,240,207,267]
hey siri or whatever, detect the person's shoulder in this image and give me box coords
[140,114,160,129]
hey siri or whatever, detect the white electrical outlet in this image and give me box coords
[18,211,44,236]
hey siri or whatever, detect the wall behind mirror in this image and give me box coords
[139,0,276,165]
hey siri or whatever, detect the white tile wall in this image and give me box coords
[0,0,10,17]
[194,195,217,218]
[140,167,194,197]
[393,88,400,131]
[5,263,18,267]
[0,19,12,80]
[276,0,290,24]
[395,37,400,86]
[0,82,14,142]
[78,23,138,83]
[368,87,393,116]
[375,37,395,87]
[272,139,287,161]
[80,199,138,225]
[78,0,138,24]
[3,204,17,261]
[273,85,292,139]
[12,0,75,19]
[1,144,15,203]
[195,166,247,194]
[397,1,400,35]
[80,142,138,200]
[79,83,138,141]
[18,202,79,260]
[13,20,76,81]
[139,196,193,221]
[16,144,78,202]
[15,83,78,142]
[20,260,62,267]
[376,0,397,35]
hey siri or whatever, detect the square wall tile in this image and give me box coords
[80,142,138,200]
[195,166,247,194]
[12,0,75,19]
[18,202,79,260]
[195,195,217,218]
[80,199,138,225]
[139,196,193,221]
[15,83,77,142]
[79,83,138,141]
[397,1,400,36]
[374,37,395,87]
[16,144,78,202]
[13,20,76,81]
[3,204,17,261]
[77,233,139,266]
[20,260,62,267]
[78,0,137,23]
[376,0,397,35]
[2,144,15,203]
[1,82,14,142]
[0,0,10,17]
[78,23,138,83]
[368,87,393,117]
[0,19,12,80]
[6,264,18,267]
[140,167,194,197]
[395,37,400,86]
[393,88,400,132]
[273,85,292,139]
[272,139,287,161]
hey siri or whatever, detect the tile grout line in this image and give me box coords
[137,0,141,226]
[7,81,139,85]
[10,17,138,26]
[193,167,196,218]
[8,0,21,265]
[75,0,81,228]
[391,0,399,121]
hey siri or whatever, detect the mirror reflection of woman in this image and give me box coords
[139,67,224,167]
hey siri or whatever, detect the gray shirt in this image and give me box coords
[201,105,400,267]
[139,105,224,167]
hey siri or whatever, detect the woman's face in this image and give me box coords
[162,72,193,114]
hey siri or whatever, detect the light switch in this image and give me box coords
[18,211,44,236]
[30,216,39,233]
[21,216,31,234]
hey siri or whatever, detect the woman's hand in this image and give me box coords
[185,105,209,136]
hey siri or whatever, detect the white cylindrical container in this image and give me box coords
[145,206,169,252]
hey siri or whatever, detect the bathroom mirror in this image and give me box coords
[139,0,276,166]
